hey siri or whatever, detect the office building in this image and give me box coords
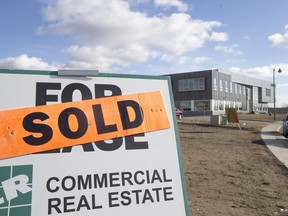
[167,69,273,116]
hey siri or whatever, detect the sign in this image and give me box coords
[0,91,169,159]
[225,108,239,123]
[0,70,189,216]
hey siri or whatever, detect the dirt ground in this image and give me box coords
[178,115,288,216]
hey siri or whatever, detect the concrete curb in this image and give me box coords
[261,121,288,168]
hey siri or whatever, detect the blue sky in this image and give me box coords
[0,0,288,106]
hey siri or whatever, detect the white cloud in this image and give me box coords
[229,67,241,74]
[242,66,273,77]
[160,53,173,62]
[178,56,209,65]
[126,0,150,3]
[193,56,209,63]
[153,0,189,12]
[38,0,228,71]
[215,45,234,53]
[268,25,288,48]
[239,64,288,78]
[178,56,189,65]
[210,32,229,41]
[65,45,158,71]
[278,83,288,87]
[0,54,59,70]
[243,35,250,40]
[215,44,242,55]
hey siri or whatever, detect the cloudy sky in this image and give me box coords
[1,0,288,106]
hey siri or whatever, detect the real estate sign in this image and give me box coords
[0,70,189,216]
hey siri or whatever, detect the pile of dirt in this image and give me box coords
[179,119,288,216]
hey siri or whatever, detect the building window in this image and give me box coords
[179,77,205,91]
[238,102,243,110]
[235,83,237,93]
[180,101,191,111]
[230,82,233,93]
[194,100,210,111]
[219,79,223,91]
[219,101,224,110]
[266,88,271,97]
[213,100,219,111]
[247,88,251,100]
[198,78,205,90]
[243,86,246,95]
[214,78,217,90]
[225,100,229,108]
[225,81,228,92]
[239,84,242,94]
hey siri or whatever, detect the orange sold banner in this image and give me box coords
[0,91,170,159]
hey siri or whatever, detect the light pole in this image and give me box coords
[273,68,282,121]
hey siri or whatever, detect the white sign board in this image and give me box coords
[0,70,189,216]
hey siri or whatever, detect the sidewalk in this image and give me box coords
[261,121,288,168]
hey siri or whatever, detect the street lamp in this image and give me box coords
[273,68,282,121]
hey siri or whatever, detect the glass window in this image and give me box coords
[266,88,271,97]
[225,100,229,108]
[213,100,218,110]
[179,80,183,91]
[214,78,217,90]
[180,101,191,111]
[239,102,243,110]
[219,101,224,110]
[184,79,188,91]
[194,100,210,111]
[219,79,223,91]
[198,78,205,90]
[247,88,251,100]
[178,77,205,91]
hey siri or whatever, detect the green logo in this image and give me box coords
[0,165,33,216]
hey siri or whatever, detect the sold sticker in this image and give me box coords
[0,91,170,159]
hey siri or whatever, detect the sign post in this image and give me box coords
[0,69,189,216]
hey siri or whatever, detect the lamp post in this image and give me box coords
[273,68,282,121]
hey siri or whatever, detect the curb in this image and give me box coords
[261,121,288,168]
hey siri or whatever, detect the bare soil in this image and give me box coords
[179,115,288,216]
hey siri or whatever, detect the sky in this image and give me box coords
[0,0,288,106]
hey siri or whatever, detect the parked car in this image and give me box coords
[175,108,183,119]
[283,113,288,136]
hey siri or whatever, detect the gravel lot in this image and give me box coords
[178,115,288,216]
